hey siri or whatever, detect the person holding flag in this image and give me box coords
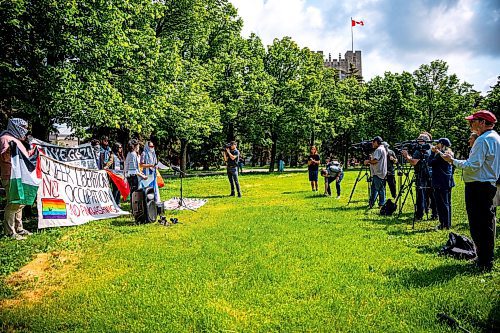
[0,118,33,240]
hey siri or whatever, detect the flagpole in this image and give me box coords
[351,17,353,52]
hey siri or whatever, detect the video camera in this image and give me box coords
[393,140,432,155]
[350,140,374,155]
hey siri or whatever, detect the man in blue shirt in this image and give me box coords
[443,110,500,272]
[224,141,241,197]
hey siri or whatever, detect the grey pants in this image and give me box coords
[227,168,241,195]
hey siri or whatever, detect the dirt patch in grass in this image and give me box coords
[1,251,78,308]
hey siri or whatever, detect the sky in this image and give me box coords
[230,0,500,94]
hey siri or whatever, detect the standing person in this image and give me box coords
[237,154,244,174]
[364,136,387,208]
[0,118,32,240]
[430,138,455,230]
[383,142,398,199]
[110,142,125,206]
[468,132,478,149]
[124,139,147,196]
[402,133,437,220]
[223,141,241,197]
[140,141,161,204]
[91,139,101,169]
[278,157,285,172]
[99,136,114,170]
[443,110,500,272]
[308,146,320,192]
[112,142,125,171]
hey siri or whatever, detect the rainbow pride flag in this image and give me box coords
[41,198,67,219]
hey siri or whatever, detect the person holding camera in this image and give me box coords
[383,142,398,199]
[322,157,343,198]
[443,110,500,272]
[364,136,387,208]
[223,141,241,197]
[308,146,321,192]
[402,133,437,220]
[429,138,455,230]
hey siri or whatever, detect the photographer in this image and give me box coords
[364,136,387,208]
[322,157,343,198]
[402,133,437,220]
[307,146,320,192]
[383,142,398,199]
[429,138,455,230]
[223,141,241,197]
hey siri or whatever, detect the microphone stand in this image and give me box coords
[171,165,196,211]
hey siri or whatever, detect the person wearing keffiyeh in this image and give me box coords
[140,141,160,203]
[0,118,32,240]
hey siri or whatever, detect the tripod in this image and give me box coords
[171,166,196,211]
[347,164,372,205]
[394,167,418,227]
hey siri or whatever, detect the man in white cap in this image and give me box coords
[443,110,500,272]
[0,118,32,240]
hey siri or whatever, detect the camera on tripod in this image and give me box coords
[394,140,431,156]
[350,140,374,155]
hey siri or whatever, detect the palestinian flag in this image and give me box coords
[8,142,41,205]
[106,169,130,200]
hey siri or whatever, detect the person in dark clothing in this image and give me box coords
[429,138,455,230]
[383,142,397,199]
[402,133,437,220]
[224,141,241,197]
[308,146,320,191]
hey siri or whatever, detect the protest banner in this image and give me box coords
[32,138,98,169]
[37,155,129,229]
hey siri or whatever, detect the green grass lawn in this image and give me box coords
[1,171,499,332]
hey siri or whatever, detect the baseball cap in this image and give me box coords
[465,110,497,123]
[438,138,451,147]
[372,136,383,144]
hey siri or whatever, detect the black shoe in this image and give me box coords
[435,224,443,231]
[230,192,235,197]
[237,193,241,198]
[430,215,438,221]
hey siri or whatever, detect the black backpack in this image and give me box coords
[380,199,397,216]
[439,232,476,260]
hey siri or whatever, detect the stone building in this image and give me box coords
[317,50,362,80]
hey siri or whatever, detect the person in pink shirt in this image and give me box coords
[0,118,32,240]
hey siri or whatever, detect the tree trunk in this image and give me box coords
[180,139,188,173]
[269,133,277,172]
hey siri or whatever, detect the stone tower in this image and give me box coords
[321,50,362,80]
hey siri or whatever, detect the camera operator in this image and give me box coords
[383,142,398,199]
[429,138,455,230]
[402,133,437,220]
[364,136,387,208]
[321,157,343,198]
[442,110,500,272]
[223,141,241,197]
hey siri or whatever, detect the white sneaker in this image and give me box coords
[336,196,341,199]
[11,234,26,241]
[17,229,32,236]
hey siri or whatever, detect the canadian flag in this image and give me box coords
[351,19,364,26]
